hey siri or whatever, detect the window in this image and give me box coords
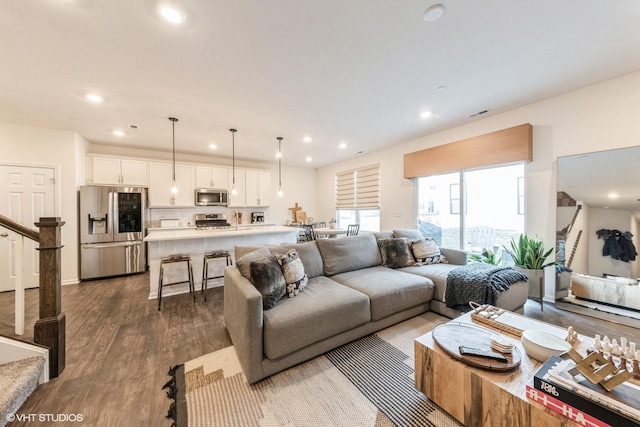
[335,164,380,231]
[418,163,525,257]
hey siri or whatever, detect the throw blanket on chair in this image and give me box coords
[445,263,528,310]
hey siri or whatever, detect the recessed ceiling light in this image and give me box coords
[159,4,185,24]
[85,93,104,104]
[113,130,125,137]
[420,111,432,119]
[339,142,347,150]
[209,144,217,150]
[303,136,312,143]
[608,192,619,199]
[305,156,312,162]
[424,4,445,22]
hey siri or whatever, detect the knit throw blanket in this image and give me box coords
[445,263,529,310]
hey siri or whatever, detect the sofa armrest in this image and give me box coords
[440,247,467,265]
[223,266,264,383]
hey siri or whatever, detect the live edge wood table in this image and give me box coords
[415,310,592,427]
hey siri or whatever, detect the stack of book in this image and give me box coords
[530,355,640,426]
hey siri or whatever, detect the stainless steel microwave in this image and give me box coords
[195,188,229,206]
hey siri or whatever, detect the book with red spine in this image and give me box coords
[526,384,610,427]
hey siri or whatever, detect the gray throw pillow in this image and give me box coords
[377,238,414,268]
[236,247,271,280]
[249,255,287,310]
[276,249,308,297]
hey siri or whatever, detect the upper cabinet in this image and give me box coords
[148,161,195,207]
[92,156,147,186]
[246,170,271,207]
[227,168,246,207]
[195,165,229,189]
[228,169,271,207]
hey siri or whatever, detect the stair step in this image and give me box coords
[0,356,45,427]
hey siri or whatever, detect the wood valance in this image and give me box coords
[403,123,533,179]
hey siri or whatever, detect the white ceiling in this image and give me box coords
[2,1,640,168]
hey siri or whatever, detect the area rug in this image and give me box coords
[164,312,462,426]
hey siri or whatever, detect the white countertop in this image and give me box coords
[144,225,298,242]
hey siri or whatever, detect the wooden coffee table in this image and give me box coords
[415,310,592,426]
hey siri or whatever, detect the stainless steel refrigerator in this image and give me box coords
[79,185,146,280]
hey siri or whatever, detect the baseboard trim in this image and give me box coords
[555,298,640,329]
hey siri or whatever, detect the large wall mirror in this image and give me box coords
[556,146,640,321]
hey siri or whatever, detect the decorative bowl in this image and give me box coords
[521,330,572,362]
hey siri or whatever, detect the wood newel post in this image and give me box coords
[34,216,66,379]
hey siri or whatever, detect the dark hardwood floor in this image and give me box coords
[1,274,640,426]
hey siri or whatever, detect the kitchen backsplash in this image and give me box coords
[147,206,268,228]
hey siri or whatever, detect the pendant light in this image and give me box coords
[169,117,179,195]
[230,128,238,196]
[277,137,284,197]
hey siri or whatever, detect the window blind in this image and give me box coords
[335,164,380,209]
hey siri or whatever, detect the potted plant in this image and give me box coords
[503,234,555,301]
[468,248,502,266]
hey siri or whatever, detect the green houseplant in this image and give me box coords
[503,234,555,304]
[468,248,502,266]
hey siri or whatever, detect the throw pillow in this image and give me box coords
[236,247,271,280]
[276,249,308,297]
[411,238,448,264]
[377,238,415,268]
[249,255,287,310]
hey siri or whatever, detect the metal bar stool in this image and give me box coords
[202,250,233,301]
[158,254,195,311]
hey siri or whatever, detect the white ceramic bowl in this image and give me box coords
[521,330,572,362]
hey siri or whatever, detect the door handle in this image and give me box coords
[0,233,8,237]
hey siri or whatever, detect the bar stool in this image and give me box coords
[202,250,233,301]
[158,254,195,311]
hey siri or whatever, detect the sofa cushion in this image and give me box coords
[235,242,324,279]
[393,229,423,240]
[398,263,459,302]
[263,276,371,359]
[373,231,394,240]
[276,249,308,297]
[378,238,415,268]
[236,247,271,280]
[249,255,287,310]
[331,266,434,321]
[316,233,382,276]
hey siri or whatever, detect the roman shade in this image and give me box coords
[403,124,533,179]
[335,164,380,209]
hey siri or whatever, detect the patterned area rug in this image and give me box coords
[164,312,461,427]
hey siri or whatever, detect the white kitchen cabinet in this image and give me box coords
[195,165,229,189]
[227,168,246,207]
[92,156,147,186]
[148,161,195,207]
[245,170,272,206]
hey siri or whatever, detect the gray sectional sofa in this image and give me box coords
[223,230,528,383]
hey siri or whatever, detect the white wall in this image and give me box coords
[0,121,86,285]
[317,70,640,299]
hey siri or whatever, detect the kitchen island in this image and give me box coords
[144,226,299,299]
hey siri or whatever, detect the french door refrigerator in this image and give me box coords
[79,185,146,280]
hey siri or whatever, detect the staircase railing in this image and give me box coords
[0,214,65,379]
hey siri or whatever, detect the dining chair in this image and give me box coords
[346,224,359,236]
[303,224,317,241]
[312,222,327,238]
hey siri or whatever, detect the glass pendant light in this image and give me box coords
[230,129,237,196]
[169,117,179,194]
[277,137,284,197]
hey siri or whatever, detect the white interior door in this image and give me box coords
[0,165,56,292]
